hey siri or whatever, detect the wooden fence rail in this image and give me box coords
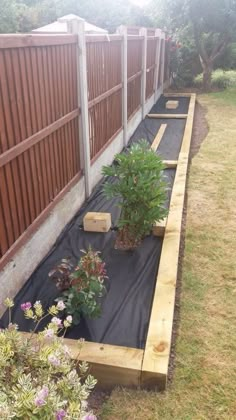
[0,23,170,268]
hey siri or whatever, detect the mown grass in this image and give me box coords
[99,89,236,419]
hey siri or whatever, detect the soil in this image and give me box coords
[114,226,142,251]
[88,100,209,414]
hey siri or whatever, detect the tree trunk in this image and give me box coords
[202,63,213,92]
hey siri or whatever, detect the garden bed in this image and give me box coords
[0,94,195,389]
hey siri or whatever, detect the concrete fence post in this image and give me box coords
[65,17,91,198]
[154,29,162,102]
[140,27,147,120]
[117,25,128,147]
[160,33,166,93]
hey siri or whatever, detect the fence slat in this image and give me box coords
[0,34,82,263]
[0,27,168,266]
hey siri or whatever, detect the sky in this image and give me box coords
[131,0,151,7]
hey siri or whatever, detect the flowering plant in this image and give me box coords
[49,248,108,325]
[0,298,97,419]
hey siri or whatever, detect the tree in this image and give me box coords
[0,0,152,34]
[147,0,236,91]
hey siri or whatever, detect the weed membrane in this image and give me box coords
[1,96,188,349]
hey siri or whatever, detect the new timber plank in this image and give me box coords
[148,114,188,119]
[164,92,192,97]
[20,332,143,388]
[151,124,167,151]
[166,100,179,109]
[163,160,178,168]
[71,341,144,388]
[141,94,196,389]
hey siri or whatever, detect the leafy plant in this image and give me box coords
[194,69,236,89]
[0,298,97,419]
[102,140,168,249]
[49,248,107,325]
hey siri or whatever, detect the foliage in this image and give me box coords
[194,69,236,89]
[168,34,201,87]
[146,0,236,90]
[102,140,167,246]
[49,248,107,325]
[0,298,97,419]
[0,0,152,34]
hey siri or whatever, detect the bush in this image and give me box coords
[194,69,236,89]
[0,298,97,419]
[49,248,108,325]
[171,44,201,88]
[102,140,167,249]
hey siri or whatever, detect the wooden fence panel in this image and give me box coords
[127,38,143,119]
[158,39,164,88]
[146,38,157,100]
[164,40,171,82]
[0,29,169,266]
[0,35,81,261]
[86,37,123,160]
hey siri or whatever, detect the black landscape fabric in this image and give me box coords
[1,95,188,349]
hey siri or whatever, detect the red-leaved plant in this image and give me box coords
[49,247,108,325]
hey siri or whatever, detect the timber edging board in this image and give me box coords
[148,114,188,119]
[141,94,196,389]
[16,94,196,389]
[151,124,167,152]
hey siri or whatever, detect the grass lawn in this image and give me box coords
[99,89,236,419]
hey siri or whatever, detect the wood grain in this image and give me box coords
[141,94,196,389]
[148,114,188,119]
[151,124,167,151]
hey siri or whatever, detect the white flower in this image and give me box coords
[57,301,66,311]
[51,317,62,327]
[63,345,71,357]
[66,315,72,323]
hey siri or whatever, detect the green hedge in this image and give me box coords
[194,69,236,89]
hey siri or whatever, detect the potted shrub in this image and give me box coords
[102,140,168,250]
[0,298,97,419]
[49,248,108,325]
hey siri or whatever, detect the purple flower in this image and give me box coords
[82,414,97,420]
[56,409,66,420]
[51,317,62,327]
[35,397,45,407]
[37,386,49,400]
[20,302,32,311]
[44,328,55,339]
[48,354,60,367]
